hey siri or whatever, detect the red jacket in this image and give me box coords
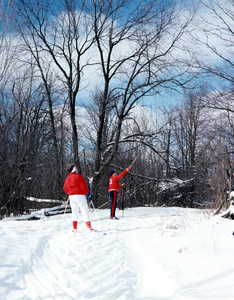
[63,173,89,196]
[108,169,128,192]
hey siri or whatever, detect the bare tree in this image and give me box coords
[0,63,51,215]
[89,0,196,200]
[16,0,96,172]
[193,0,234,85]
[0,0,17,92]
[14,12,65,195]
[191,0,234,160]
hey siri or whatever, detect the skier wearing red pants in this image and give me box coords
[63,164,94,233]
[108,166,131,219]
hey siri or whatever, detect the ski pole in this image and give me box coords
[64,197,69,215]
[98,199,111,209]
[90,200,100,222]
[129,153,141,169]
[122,198,125,218]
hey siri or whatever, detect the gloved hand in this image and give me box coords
[121,183,126,187]
[126,166,131,172]
[86,192,93,202]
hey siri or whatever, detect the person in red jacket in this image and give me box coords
[108,166,131,219]
[63,164,94,233]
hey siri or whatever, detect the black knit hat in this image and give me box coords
[67,163,77,173]
[110,170,116,177]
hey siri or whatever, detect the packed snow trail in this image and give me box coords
[1,207,234,300]
[0,215,138,300]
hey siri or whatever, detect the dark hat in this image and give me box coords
[110,170,116,177]
[67,163,77,173]
[67,163,75,173]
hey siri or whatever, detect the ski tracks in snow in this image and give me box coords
[0,208,187,300]
[122,214,178,300]
[0,216,138,300]
[1,207,234,300]
[49,228,138,300]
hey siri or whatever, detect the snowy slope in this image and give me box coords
[1,207,234,300]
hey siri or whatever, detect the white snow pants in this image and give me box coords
[69,195,90,223]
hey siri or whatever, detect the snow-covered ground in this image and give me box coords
[1,207,234,300]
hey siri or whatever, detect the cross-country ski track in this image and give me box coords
[1,207,234,300]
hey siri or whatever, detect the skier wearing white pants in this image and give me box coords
[63,164,94,233]
[69,195,90,223]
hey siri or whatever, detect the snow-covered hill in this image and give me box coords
[1,207,234,300]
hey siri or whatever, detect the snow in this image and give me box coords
[1,207,234,300]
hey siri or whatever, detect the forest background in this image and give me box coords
[0,0,233,217]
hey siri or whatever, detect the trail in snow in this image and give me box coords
[1,207,234,300]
